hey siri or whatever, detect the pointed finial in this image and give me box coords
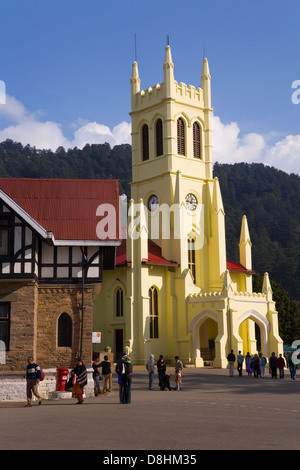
[167,34,170,46]
[134,33,137,62]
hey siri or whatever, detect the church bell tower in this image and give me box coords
[129,44,226,291]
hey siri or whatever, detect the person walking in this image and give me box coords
[277,353,286,379]
[269,352,278,379]
[174,356,183,390]
[227,350,236,377]
[25,356,42,407]
[71,357,87,404]
[99,355,112,393]
[146,354,155,390]
[157,355,166,381]
[237,351,244,376]
[123,356,133,404]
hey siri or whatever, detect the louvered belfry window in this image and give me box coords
[193,122,201,159]
[142,124,149,161]
[188,237,196,284]
[156,119,163,157]
[177,118,185,155]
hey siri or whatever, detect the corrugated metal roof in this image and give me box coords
[0,178,120,242]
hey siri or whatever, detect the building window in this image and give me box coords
[116,288,124,317]
[177,118,185,155]
[188,237,196,283]
[58,313,72,347]
[156,119,163,157]
[193,122,201,159]
[0,217,9,256]
[149,286,159,339]
[0,303,10,351]
[142,124,149,161]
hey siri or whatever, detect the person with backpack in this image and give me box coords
[25,356,42,407]
[115,353,127,403]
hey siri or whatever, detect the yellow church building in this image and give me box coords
[93,45,283,367]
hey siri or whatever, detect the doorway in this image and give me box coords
[115,329,123,361]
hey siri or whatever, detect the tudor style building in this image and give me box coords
[0,178,120,371]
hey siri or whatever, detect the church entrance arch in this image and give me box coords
[237,310,270,357]
[189,311,219,365]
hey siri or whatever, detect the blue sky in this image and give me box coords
[0,0,299,174]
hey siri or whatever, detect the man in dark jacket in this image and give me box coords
[99,355,112,393]
[227,350,236,377]
[269,352,278,379]
[25,356,42,407]
[157,355,166,381]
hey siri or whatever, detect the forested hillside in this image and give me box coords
[214,162,300,302]
[0,139,299,306]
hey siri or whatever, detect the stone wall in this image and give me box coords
[37,284,93,369]
[0,368,95,402]
[0,281,94,373]
[0,281,38,371]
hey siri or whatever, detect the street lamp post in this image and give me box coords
[79,248,87,359]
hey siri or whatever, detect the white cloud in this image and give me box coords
[0,95,27,122]
[0,95,131,151]
[72,121,131,148]
[0,95,299,175]
[212,115,300,175]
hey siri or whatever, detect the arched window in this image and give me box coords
[58,313,72,347]
[188,237,196,284]
[149,286,159,339]
[193,122,201,159]
[116,288,124,317]
[177,118,185,155]
[156,119,163,157]
[142,124,149,161]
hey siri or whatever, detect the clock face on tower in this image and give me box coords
[148,194,159,211]
[185,193,198,211]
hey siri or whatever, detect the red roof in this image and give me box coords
[227,259,254,274]
[116,241,252,272]
[0,178,120,242]
[116,239,179,267]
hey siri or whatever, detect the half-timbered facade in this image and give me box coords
[0,178,120,371]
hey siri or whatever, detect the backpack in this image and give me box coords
[40,369,45,381]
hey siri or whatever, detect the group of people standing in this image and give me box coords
[146,354,183,391]
[227,349,298,380]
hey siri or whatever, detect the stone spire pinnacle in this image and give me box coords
[131,60,140,96]
[239,215,252,270]
[163,45,174,96]
[201,57,211,109]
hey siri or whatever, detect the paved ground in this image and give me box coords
[0,367,299,452]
